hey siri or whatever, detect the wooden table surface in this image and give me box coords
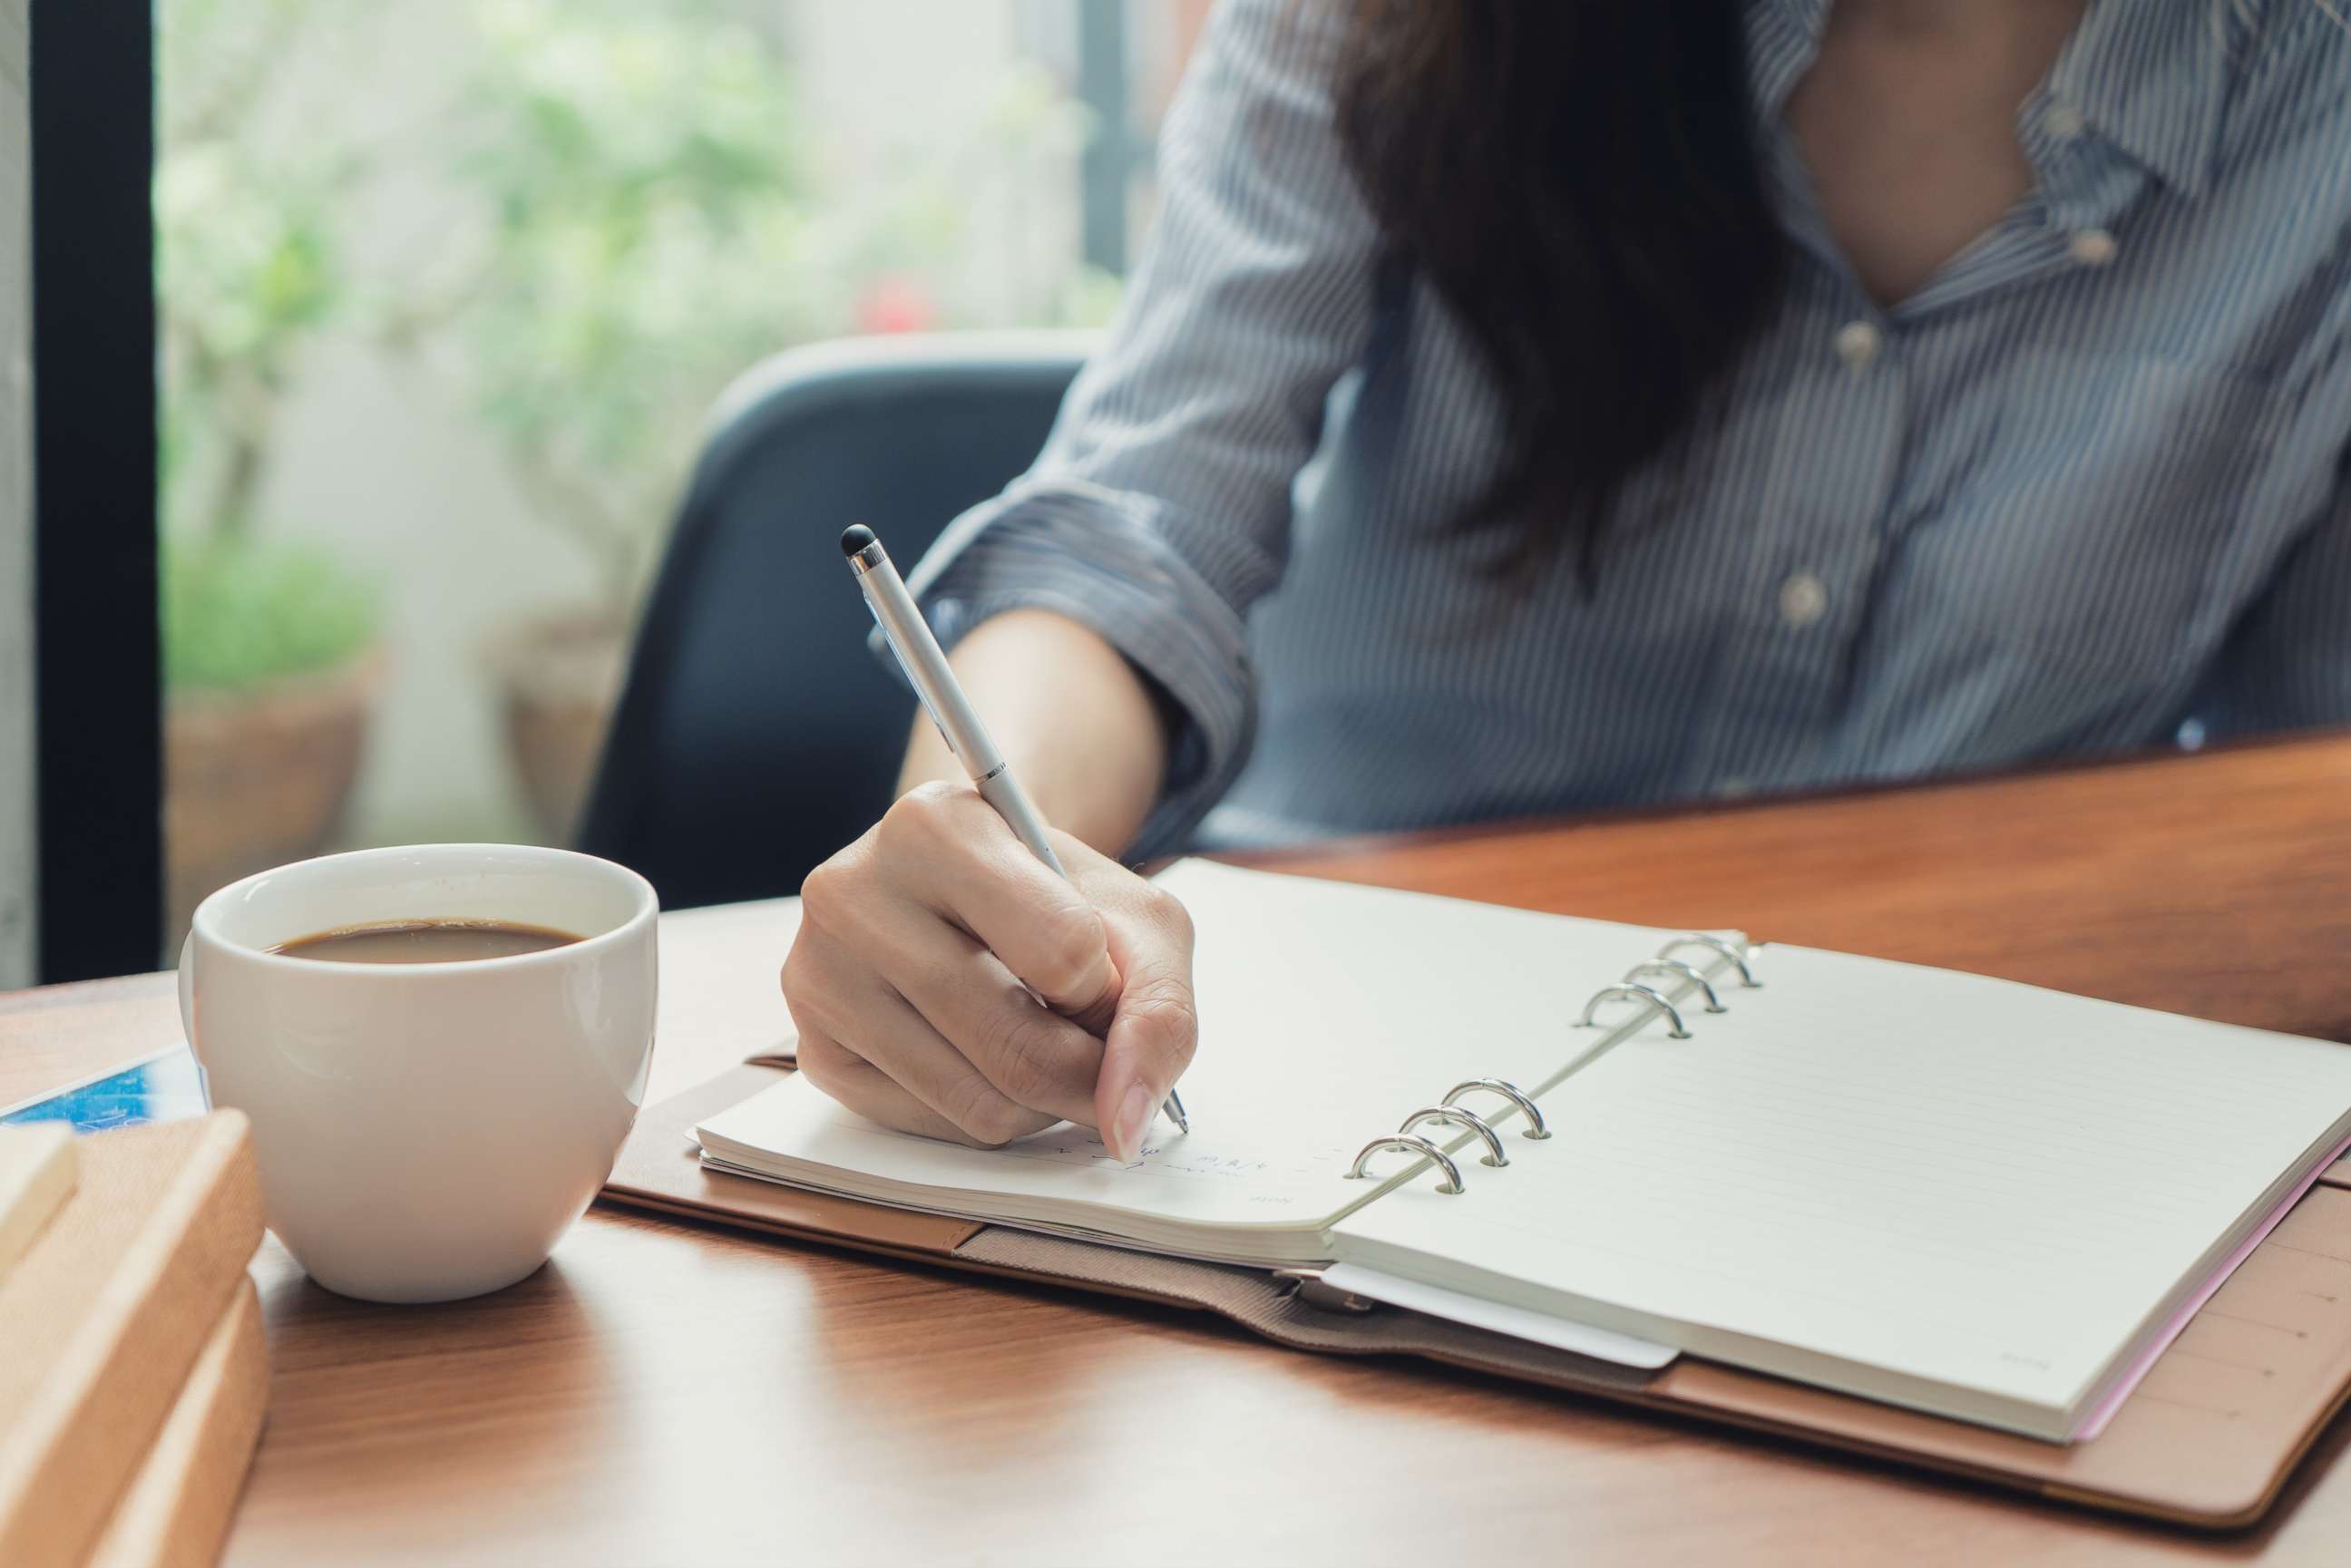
[10,734,2351,1566]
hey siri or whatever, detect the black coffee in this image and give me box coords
[272,919,584,964]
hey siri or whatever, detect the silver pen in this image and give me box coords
[841,525,1190,1139]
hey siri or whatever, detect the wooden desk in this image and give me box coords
[9,735,2351,1565]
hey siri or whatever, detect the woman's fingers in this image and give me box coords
[876,783,1121,1022]
[793,1027,980,1145]
[884,919,1106,1129]
[1063,837,1200,1162]
[801,816,1107,1127]
[785,924,1058,1146]
[783,782,1202,1159]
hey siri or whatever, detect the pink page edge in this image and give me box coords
[2072,1131,2351,1442]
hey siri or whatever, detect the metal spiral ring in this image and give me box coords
[1622,959,1725,1014]
[1442,1078,1551,1140]
[1577,983,1691,1039]
[1347,1134,1466,1194]
[1657,933,1761,988]
[1400,1105,1509,1167]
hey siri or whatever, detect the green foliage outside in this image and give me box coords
[157,0,1112,694]
[436,0,1102,613]
[157,0,376,693]
[432,0,833,611]
[163,534,377,693]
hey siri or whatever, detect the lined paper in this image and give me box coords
[1333,943,2351,1435]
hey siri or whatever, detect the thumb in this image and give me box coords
[1094,915,1198,1163]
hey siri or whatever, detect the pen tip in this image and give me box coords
[839,524,876,558]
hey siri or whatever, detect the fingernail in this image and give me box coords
[1113,1082,1156,1164]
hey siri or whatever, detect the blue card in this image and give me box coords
[0,1045,211,1134]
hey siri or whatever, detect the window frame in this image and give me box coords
[29,0,162,981]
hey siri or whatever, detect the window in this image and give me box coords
[156,0,1207,941]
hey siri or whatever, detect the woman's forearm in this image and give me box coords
[895,609,1168,855]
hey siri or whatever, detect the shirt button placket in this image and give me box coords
[1778,571,1829,630]
[1692,304,1904,798]
[2067,228,2119,268]
[1834,320,1881,374]
[1762,315,1900,713]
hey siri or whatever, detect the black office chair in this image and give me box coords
[578,331,1094,910]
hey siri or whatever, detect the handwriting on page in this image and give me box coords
[1002,1130,1330,1183]
[830,1106,1342,1189]
[1000,1125,1358,1188]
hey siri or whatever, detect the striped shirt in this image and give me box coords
[903,0,2351,855]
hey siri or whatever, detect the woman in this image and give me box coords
[783,0,2351,1163]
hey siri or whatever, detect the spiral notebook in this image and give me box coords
[693,860,2351,1446]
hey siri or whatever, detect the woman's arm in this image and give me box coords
[895,0,1381,854]
[786,0,1380,1162]
[893,609,1168,857]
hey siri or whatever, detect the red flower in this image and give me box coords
[856,275,940,335]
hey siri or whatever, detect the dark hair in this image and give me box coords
[1332,2,1788,584]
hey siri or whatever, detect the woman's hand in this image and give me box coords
[783,781,1197,1163]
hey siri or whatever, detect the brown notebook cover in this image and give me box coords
[0,1115,266,1568]
[84,1277,269,1568]
[603,1065,2351,1529]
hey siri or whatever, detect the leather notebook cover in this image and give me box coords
[601,1066,2351,1528]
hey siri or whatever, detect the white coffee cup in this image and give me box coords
[179,843,658,1304]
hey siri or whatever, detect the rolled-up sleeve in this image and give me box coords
[895,0,1379,857]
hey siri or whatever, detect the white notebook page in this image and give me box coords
[698,859,1738,1240]
[1332,943,2351,1432]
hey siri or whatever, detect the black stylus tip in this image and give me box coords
[840,525,876,557]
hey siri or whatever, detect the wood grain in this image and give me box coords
[1249,734,2351,1043]
[5,735,2351,1565]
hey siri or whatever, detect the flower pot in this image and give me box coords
[166,651,384,939]
[486,609,629,846]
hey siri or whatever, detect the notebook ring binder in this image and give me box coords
[1658,933,1761,988]
[1347,1135,1466,1194]
[1442,1078,1551,1140]
[1622,959,1726,1013]
[1578,983,1693,1040]
[1400,1105,1509,1167]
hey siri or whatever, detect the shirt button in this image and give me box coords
[1833,319,1881,372]
[1778,572,1829,629]
[2043,100,2085,141]
[2068,228,2118,268]
[1713,778,1754,801]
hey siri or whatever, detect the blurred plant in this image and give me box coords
[163,534,376,692]
[157,0,1117,662]
[430,0,1107,620]
[420,0,834,619]
[156,0,377,691]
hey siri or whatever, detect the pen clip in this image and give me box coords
[868,600,956,756]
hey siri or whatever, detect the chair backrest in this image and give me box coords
[579,331,1092,909]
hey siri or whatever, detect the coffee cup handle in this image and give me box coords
[177,932,197,1057]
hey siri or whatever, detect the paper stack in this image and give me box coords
[0,1113,269,1568]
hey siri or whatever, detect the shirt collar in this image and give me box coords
[2044,0,2229,199]
[1746,0,2236,200]
[1745,0,1830,119]
[1770,0,1831,44]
